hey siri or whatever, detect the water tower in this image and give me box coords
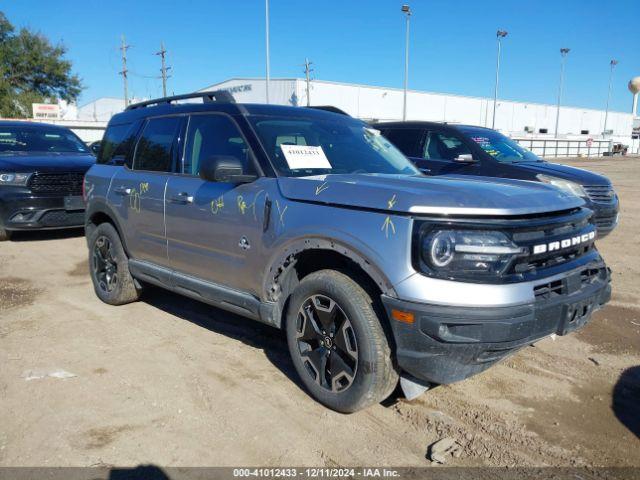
[629,77,640,117]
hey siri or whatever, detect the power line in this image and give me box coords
[155,41,172,97]
[119,35,131,106]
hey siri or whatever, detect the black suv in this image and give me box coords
[376,122,619,237]
[0,121,95,240]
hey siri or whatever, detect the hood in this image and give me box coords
[515,161,611,186]
[277,174,584,216]
[0,152,95,172]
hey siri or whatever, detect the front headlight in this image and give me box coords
[536,174,586,198]
[0,172,31,186]
[421,229,525,279]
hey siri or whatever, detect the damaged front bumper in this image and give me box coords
[381,263,611,386]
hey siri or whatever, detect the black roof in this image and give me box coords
[372,120,494,131]
[110,95,361,126]
[306,106,350,116]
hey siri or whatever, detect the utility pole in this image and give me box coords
[554,47,570,138]
[155,41,172,97]
[603,59,618,136]
[265,0,271,103]
[401,5,411,121]
[119,35,130,107]
[303,58,313,107]
[492,30,508,129]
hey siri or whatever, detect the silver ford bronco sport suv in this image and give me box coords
[84,92,611,413]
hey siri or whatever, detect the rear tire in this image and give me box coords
[0,228,12,241]
[88,222,141,305]
[285,270,398,413]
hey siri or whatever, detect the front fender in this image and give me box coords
[260,197,415,301]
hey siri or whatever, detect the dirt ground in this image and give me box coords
[0,157,638,468]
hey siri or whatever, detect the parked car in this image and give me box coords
[84,93,611,412]
[375,122,619,237]
[0,121,95,241]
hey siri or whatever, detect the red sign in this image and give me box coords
[32,103,60,120]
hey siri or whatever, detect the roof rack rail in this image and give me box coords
[126,90,235,110]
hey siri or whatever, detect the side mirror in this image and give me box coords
[453,153,477,163]
[199,155,257,183]
[111,154,126,166]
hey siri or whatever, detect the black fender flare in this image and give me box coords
[262,237,397,303]
[84,200,130,255]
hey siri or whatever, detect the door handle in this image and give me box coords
[169,192,194,204]
[114,186,132,196]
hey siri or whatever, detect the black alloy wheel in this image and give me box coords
[295,294,358,393]
[92,235,118,293]
[88,222,141,305]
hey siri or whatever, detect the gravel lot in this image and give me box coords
[0,157,638,468]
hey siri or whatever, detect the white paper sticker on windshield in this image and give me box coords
[280,145,331,170]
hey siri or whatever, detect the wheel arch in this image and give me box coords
[85,200,130,255]
[262,238,397,329]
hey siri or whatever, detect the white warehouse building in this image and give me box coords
[77,97,145,122]
[200,78,638,155]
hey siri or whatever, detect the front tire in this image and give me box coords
[88,222,141,305]
[286,270,398,413]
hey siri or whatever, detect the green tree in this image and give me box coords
[0,12,82,117]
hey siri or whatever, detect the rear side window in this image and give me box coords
[381,128,424,157]
[98,123,131,165]
[133,117,182,172]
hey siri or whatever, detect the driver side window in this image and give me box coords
[183,114,256,176]
[423,131,472,161]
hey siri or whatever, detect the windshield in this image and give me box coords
[249,115,419,177]
[459,126,540,163]
[0,125,90,154]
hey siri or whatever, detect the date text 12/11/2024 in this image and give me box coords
[232,468,401,478]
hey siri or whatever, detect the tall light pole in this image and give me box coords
[554,47,570,137]
[401,4,411,121]
[265,0,271,104]
[492,30,508,129]
[603,59,618,136]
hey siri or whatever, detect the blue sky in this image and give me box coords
[2,0,638,111]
